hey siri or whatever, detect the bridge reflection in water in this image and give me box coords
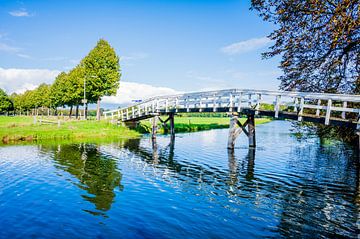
[35,125,360,237]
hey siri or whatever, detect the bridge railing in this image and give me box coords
[103,89,360,127]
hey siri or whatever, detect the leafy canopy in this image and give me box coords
[82,39,121,101]
[251,0,359,93]
[0,89,13,113]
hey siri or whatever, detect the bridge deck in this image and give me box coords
[104,89,360,129]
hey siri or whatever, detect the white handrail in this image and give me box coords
[104,88,360,126]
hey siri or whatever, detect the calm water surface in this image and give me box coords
[0,121,359,238]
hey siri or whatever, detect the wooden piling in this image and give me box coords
[151,116,158,139]
[248,114,256,148]
[227,115,242,149]
[169,113,175,136]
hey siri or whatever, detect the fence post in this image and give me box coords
[316,99,321,117]
[274,95,281,118]
[229,93,233,112]
[342,101,347,119]
[298,97,305,121]
[175,98,179,112]
[237,93,242,112]
[213,95,217,112]
[325,99,332,125]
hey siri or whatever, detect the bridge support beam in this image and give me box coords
[151,113,175,139]
[158,113,175,136]
[227,114,256,149]
[125,120,139,128]
[151,116,158,139]
[248,114,256,148]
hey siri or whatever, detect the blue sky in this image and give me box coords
[0,0,281,104]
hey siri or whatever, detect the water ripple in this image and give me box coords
[0,121,359,238]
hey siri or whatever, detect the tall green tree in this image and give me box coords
[251,0,359,93]
[10,93,23,115]
[0,89,13,114]
[22,89,37,115]
[34,83,51,112]
[82,39,121,120]
[50,72,68,111]
[67,66,85,119]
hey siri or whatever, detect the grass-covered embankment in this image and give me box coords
[0,116,272,144]
[136,116,271,134]
[0,116,140,143]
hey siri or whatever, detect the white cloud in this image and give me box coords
[9,9,33,17]
[16,53,31,59]
[221,37,271,55]
[0,42,20,53]
[0,68,60,94]
[0,41,32,59]
[102,81,180,105]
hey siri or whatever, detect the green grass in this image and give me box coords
[0,115,272,144]
[0,116,140,143]
[136,116,272,134]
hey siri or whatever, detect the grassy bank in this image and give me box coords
[136,116,272,134]
[0,116,140,143]
[0,116,272,144]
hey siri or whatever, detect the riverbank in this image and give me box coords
[0,116,140,144]
[0,116,272,144]
[136,116,272,133]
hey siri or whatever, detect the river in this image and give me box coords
[0,121,359,238]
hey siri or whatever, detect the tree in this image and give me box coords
[67,66,85,119]
[10,93,23,115]
[50,72,68,111]
[33,83,51,115]
[251,0,359,93]
[22,90,37,115]
[251,0,360,145]
[50,71,78,116]
[0,89,13,114]
[82,39,121,120]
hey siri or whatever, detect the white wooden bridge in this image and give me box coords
[103,89,360,149]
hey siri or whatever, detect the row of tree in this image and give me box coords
[0,39,120,120]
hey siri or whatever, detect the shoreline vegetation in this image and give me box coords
[136,116,271,134]
[0,116,271,144]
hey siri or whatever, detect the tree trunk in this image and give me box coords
[69,106,73,119]
[96,97,101,121]
[85,103,88,120]
[75,104,79,119]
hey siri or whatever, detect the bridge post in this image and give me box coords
[169,113,175,136]
[151,116,158,139]
[227,115,241,149]
[248,114,256,148]
[158,113,175,136]
[227,114,256,149]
